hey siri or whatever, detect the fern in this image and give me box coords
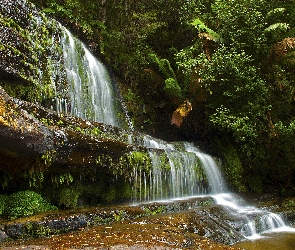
[266,8,286,18]
[265,23,289,32]
[191,18,223,43]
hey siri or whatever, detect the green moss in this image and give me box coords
[164,78,182,98]
[51,173,74,187]
[41,149,57,167]
[23,222,63,238]
[282,198,295,208]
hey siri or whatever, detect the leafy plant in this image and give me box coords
[4,191,57,220]
[57,186,82,209]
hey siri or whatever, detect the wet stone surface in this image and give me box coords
[0,197,243,249]
[0,213,240,249]
[2,194,295,249]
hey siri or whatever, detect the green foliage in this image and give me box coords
[57,186,82,209]
[148,53,182,98]
[0,194,8,216]
[42,149,57,167]
[219,142,247,192]
[24,222,57,238]
[191,18,223,42]
[4,191,57,220]
[164,78,182,98]
[143,206,165,216]
[265,23,289,33]
[51,173,74,187]
[282,198,295,208]
[149,53,177,80]
[126,151,152,171]
[211,0,269,57]
[196,47,270,144]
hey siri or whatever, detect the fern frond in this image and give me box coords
[265,23,289,32]
[266,8,286,18]
[192,18,223,43]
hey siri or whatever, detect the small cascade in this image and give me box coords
[59,27,120,127]
[184,142,226,194]
[213,193,295,239]
[130,136,294,238]
[130,136,223,202]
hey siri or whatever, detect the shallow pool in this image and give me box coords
[233,231,295,250]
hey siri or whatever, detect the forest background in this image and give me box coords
[30,0,295,196]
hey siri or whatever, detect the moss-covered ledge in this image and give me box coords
[0,85,138,172]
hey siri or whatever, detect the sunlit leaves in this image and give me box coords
[191,18,223,43]
[265,23,289,33]
[195,46,270,143]
[266,7,286,18]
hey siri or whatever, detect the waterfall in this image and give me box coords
[57,24,294,240]
[184,142,226,194]
[3,0,294,245]
[130,136,295,238]
[131,137,223,201]
[58,26,120,127]
[212,193,295,239]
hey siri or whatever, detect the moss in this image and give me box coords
[282,198,295,208]
[1,8,66,104]
[23,222,60,238]
[164,78,182,98]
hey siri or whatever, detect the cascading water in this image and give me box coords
[58,26,120,127]
[55,23,295,241]
[131,136,295,239]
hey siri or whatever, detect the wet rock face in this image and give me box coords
[0,86,134,174]
[0,87,55,156]
[0,0,65,99]
[0,230,9,243]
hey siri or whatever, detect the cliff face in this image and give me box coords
[0,85,133,170]
[0,0,66,104]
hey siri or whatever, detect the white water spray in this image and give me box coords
[133,137,295,238]
[59,27,119,127]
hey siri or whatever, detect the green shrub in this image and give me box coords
[4,190,57,220]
